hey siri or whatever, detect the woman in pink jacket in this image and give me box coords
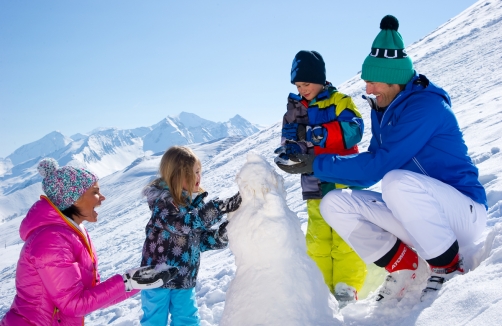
[0,158,177,326]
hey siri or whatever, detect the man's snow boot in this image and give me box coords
[420,253,464,301]
[376,242,430,302]
[334,282,357,308]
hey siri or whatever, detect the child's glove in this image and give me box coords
[274,140,308,166]
[275,153,315,175]
[192,191,208,206]
[217,220,230,242]
[282,123,299,140]
[123,264,179,292]
[307,125,327,147]
[274,140,305,156]
[219,192,242,214]
[282,123,307,141]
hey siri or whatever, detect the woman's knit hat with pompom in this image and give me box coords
[361,15,414,84]
[38,158,98,211]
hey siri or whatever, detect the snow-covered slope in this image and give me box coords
[0,159,12,178]
[188,136,247,163]
[1,1,502,325]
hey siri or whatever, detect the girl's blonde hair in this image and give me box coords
[158,146,201,207]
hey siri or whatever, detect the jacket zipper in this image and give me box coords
[374,86,429,177]
[412,157,430,176]
[378,94,401,145]
[53,307,61,323]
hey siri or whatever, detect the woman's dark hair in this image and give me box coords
[61,205,83,221]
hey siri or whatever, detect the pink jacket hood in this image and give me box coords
[1,196,136,326]
[19,196,72,241]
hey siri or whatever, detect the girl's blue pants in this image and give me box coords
[140,287,200,326]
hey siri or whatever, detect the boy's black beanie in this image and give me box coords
[290,50,326,85]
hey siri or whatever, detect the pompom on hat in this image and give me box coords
[291,50,326,85]
[361,15,414,85]
[38,158,98,211]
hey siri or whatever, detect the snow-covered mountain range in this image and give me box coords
[0,113,259,223]
[143,112,259,154]
[1,0,502,325]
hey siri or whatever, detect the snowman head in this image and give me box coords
[236,152,286,201]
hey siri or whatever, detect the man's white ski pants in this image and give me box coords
[319,170,487,263]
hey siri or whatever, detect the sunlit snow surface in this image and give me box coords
[1,0,502,325]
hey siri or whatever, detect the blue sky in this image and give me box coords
[0,0,477,157]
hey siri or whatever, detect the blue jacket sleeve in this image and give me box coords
[337,109,364,149]
[313,93,442,185]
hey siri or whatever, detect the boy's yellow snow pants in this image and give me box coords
[305,199,367,293]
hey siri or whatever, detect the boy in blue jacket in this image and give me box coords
[275,50,367,304]
[276,16,487,303]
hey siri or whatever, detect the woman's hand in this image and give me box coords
[123,264,179,292]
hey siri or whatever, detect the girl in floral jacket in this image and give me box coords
[140,146,241,326]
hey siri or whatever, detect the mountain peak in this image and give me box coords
[6,131,72,165]
[142,112,259,153]
[171,112,211,128]
[229,114,246,122]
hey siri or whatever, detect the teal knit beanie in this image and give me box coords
[361,15,414,84]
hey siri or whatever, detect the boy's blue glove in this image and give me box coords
[307,125,327,148]
[274,140,308,166]
[282,123,299,140]
[274,140,305,156]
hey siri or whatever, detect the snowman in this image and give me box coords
[220,152,339,326]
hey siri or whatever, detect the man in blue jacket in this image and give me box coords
[276,15,487,302]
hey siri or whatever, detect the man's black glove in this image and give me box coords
[219,192,242,214]
[275,153,315,174]
[217,220,229,241]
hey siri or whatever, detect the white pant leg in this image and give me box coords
[320,189,414,264]
[382,170,487,260]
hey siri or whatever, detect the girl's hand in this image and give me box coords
[220,192,242,214]
[217,220,230,241]
[192,191,208,207]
